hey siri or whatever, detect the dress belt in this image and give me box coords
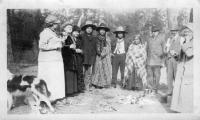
[40,49,61,52]
[114,52,126,55]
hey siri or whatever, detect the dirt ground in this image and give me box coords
[8,65,174,114]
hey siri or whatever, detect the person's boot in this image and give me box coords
[85,84,90,92]
[111,84,116,88]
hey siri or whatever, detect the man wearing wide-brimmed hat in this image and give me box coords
[146,25,166,95]
[111,26,130,88]
[80,20,97,91]
[165,25,182,97]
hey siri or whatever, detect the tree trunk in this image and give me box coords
[167,8,179,29]
[7,10,14,69]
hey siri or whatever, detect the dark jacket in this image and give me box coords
[96,35,106,56]
[81,33,97,65]
[75,36,84,66]
[62,36,77,70]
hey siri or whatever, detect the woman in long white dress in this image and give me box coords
[37,15,65,102]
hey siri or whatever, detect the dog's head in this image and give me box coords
[21,76,51,97]
[20,75,36,86]
[7,75,24,92]
[7,74,51,97]
[7,75,35,92]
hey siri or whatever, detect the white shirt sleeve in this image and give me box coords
[166,38,171,52]
[180,37,186,46]
[39,29,61,50]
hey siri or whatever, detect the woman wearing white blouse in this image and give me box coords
[38,15,65,103]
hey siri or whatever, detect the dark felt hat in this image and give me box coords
[152,26,161,32]
[113,26,128,34]
[81,21,96,31]
[72,25,81,32]
[96,23,110,32]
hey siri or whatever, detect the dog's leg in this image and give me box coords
[39,95,55,112]
[30,94,40,110]
[31,87,55,112]
[7,92,13,111]
[11,96,17,109]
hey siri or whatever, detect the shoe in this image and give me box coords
[150,89,157,96]
[111,84,116,88]
[166,91,172,96]
[57,99,68,105]
[144,89,151,95]
[39,107,48,114]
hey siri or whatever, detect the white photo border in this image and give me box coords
[1,0,200,120]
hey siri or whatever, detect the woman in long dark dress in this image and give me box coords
[62,22,78,96]
[72,25,85,92]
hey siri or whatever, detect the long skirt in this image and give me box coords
[92,55,112,88]
[77,65,85,92]
[76,55,85,92]
[65,70,78,95]
[125,67,143,90]
[170,59,193,113]
[38,61,65,101]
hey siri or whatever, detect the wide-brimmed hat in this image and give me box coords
[72,25,81,32]
[96,23,110,32]
[180,23,193,31]
[151,26,161,32]
[170,25,180,31]
[45,15,60,24]
[81,21,96,30]
[113,26,127,34]
[61,21,73,29]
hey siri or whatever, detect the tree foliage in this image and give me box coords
[7,8,192,65]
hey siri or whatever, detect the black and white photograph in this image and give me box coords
[1,0,200,120]
[6,7,194,114]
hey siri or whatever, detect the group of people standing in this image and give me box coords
[37,14,193,113]
[37,15,115,104]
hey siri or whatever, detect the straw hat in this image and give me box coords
[170,25,180,31]
[180,23,193,31]
[45,15,60,24]
[113,26,127,34]
[81,20,96,30]
[61,21,73,29]
[96,23,110,32]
